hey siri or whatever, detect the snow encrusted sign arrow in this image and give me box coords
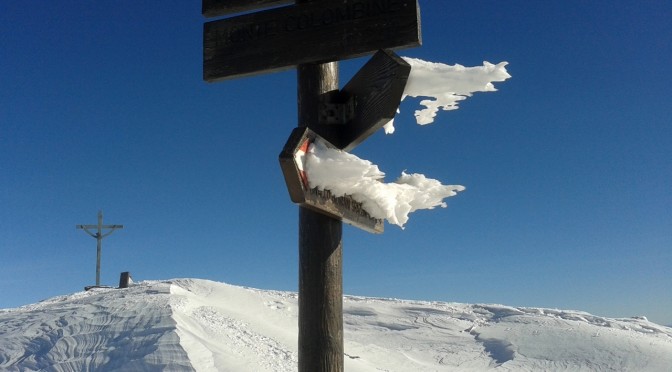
[203,1,513,370]
[281,57,512,231]
[310,49,411,151]
[279,127,384,233]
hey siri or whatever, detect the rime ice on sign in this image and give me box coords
[279,127,383,234]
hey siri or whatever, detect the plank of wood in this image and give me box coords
[202,0,293,18]
[204,0,421,81]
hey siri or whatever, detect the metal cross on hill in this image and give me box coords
[76,210,123,286]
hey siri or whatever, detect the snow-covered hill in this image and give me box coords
[1,279,670,371]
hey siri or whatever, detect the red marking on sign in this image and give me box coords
[279,127,383,233]
[297,138,311,189]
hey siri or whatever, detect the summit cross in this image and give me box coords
[76,210,123,286]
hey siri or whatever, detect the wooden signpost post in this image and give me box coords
[203,1,421,370]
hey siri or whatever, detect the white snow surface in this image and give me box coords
[1,279,670,371]
[305,140,464,228]
[384,59,511,133]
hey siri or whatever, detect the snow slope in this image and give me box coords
[1,279,670,371]
[0,281,192,371]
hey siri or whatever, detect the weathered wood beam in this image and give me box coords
[203,0,293,18]
[204,0,421,81]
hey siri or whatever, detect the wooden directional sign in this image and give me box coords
[279,127,384,233]
[203,0,421,81]
[310,49,411,151]
[203,0,292,18]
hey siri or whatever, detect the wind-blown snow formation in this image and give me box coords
[304,58,510,227]
[384,59,511,133]
[1,279,671,371]
[305,139,464,227]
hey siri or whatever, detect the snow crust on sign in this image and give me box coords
[384,59,511,133]
[2,279,671,372]
[304,58,510,227]
[305,139,464,227]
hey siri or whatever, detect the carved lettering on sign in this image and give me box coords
[204,0,420,81]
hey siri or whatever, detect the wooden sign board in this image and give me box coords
[203,0,292,18]
[279,127,384,233]
[309,49,410,151]
[204,0,421,81]
[341,49,410,151]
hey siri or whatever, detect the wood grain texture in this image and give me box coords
[296,31,344,370]
[203,0,293,18]
[340,49,409,150]
[298,206,343,372]
[307,49,410,151]
[204,0,421,81]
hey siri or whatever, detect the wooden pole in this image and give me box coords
[297,59,343,371]
[96,210,103,286]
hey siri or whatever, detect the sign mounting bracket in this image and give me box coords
[318,93,355,126]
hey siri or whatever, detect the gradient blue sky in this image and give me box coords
[2,1,670,325]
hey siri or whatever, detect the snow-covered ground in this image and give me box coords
[1,279,670,371]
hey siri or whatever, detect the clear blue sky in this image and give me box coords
[2,1,670,325]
